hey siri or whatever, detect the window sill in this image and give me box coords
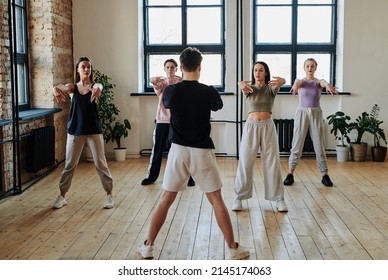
[0,120,12,127]
[19,108,62,121]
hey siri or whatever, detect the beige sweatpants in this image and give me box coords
[288,107,328,175]
[59,134,113,194]
[234,118,284,202]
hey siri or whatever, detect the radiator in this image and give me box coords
[26,126,56,172]
[273,119,314,154]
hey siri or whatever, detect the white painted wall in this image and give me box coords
[73,0,388,158]
[339,0,388,146]
[73,0,141,157]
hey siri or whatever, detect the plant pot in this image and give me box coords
[336,145,350,162]
[350,143,368,162]
[371,146,387,162]
[114,148,127,161]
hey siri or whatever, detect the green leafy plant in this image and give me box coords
[326,111,351,147]
[348,111,374,144]
[93,70,131,148]
[106,119,131,149]
[369,104,387,147]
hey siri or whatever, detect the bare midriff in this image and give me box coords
[248,111,271,121]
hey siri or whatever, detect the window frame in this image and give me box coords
[143,0,226,92]
[253,0,338,92]
[10,0,30,110]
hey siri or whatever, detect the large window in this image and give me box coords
[253,0,337,90]
[143,0,225,92]
[10,0,30,109]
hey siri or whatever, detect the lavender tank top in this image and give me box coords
[298,79,321,108]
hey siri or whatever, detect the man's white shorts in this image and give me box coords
[162,143,222,193]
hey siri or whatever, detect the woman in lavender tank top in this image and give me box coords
[283,58,338,187]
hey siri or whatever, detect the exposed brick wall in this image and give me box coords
[28,0,73,162]
[0,0,73,193]
[1,0,11,120]
[1,0,13,192]
[51,0,73,162]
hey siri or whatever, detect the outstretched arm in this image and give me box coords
[150,76,166,95]
[90,83,103,103]
[269,76,286,90]
[320,79,338,95]
[238,80,253,95]
[290,79,302,95]
[150,76,165,86]
[53,83,74,103]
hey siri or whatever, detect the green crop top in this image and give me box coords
[246,85,279,114]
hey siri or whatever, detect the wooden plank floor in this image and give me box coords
[0,156,388,260]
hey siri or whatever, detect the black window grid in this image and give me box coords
[253,0,338,92]
[143,0,226,92]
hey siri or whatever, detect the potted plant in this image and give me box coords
[348,111,373,161]
[369,104,387,162]
[326,111,351,162]
[93,70,131,161]
[105,119,131,161]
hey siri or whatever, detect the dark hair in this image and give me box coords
[179,47,202,72]
[164,58,178,67]
[251,61,271,85]
[75,56,94,83]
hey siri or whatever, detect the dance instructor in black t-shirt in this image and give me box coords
[52,56,114,210]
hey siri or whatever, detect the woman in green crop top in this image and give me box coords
[232,61,288,212]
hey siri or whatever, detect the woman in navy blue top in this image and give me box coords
[52,56,114,210]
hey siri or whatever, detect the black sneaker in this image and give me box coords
[141,178,155,186]
[321,174,333,187]
[187,177,195,187]
[283,174,294,185]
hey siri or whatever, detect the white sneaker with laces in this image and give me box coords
[53,195,68,209]
[138,241,154,259]
[276,200,288,212]
[103,195,114,209]
[227,242,250,260]
[231,199,243,211]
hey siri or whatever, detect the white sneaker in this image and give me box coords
[138,241,154,259]
[227,242,250,260]
[232,199,243,211]
[53,195,68,209]
[276,200,288,212]
[103,195,114,209]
